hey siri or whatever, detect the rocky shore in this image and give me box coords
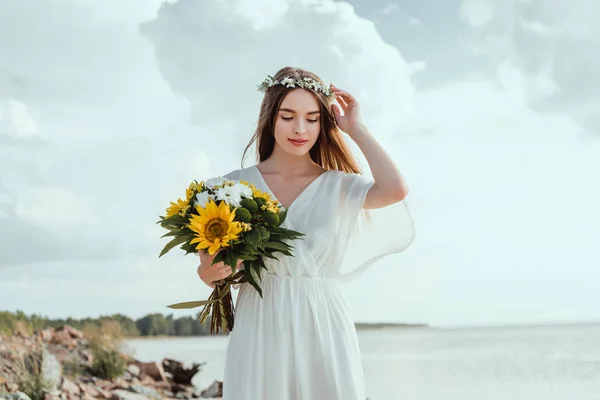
[0,326,221,400]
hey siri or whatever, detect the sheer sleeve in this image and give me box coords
[335,172,415,282]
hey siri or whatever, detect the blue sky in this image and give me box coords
[1,0,599,327]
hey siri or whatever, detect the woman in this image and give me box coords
[197,66,414,399]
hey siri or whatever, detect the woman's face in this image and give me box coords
[273,89,321,157]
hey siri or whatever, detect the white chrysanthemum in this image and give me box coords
[203,177,228,189]
[214,185,244,207]
[231,181,253,198]
[195,191,214,208]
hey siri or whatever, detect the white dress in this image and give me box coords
[221,165,414,400]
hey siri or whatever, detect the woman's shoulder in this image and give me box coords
[327,169,373,184]
[222,165,256,181]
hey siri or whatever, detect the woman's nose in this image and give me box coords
[295,121,306,134]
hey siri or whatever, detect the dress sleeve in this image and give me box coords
[335,172,415,282]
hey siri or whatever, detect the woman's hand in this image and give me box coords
[330,83,364,137]
[197,250,243,289]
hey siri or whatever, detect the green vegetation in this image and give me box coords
[0,310,214,338]
[13,351,55,400]
[84,320,129,380]
[0,310,427,339]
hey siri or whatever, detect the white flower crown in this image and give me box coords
[257,75,335,98]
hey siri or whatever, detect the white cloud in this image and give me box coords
[14,186,98,227]
[380,3,399,15]
[408,18,422,26]
[140,0,416,139]
[406,61,426,75]
[1,0,599,328]
[460,0,600,136]
[0,0,421,320]
[0,100,42,140]
[460,0,494,28]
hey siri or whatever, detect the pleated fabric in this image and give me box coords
[219,165,414,400]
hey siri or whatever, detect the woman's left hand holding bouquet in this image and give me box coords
[197,249,244,289]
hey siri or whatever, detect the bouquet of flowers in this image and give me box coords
[157,176,304,333]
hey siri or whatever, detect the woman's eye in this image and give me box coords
[281,116,293,120]
[308,119,319,123]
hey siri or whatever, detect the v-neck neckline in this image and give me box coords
[253,165,329,211]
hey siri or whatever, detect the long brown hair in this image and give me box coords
[241,66,362,174]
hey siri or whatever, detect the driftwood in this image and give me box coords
[162,358,204,385]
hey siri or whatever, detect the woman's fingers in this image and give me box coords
[336,95,348,111]
[331,84,356,103]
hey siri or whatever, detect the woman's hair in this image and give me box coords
[241,66,362,174]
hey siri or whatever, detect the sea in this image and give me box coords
[124,324,600,400]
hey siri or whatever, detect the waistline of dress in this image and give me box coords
[261,273,339,283]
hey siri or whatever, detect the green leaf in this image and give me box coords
[245,229,261,246]
[278,208,288,225]
[160,230,180,238]
[264,241,291,251]
[245,268,263,298]
[167,300,211,309]
[159,235,190,258]
[167,284,232,309]
[212,251,224,264]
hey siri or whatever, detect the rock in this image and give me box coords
[128,384,163,400]
[162,359,202,386]
[39,330,53,343]
[134,362,166,383]
[1,393,32,400]
[41,348,62,390]
[93,386,113,399]
[1,328,223,400]
[43,392,61,400]
[50,331,77,350]
[122,371,134,382]
[60,377,80,396]
[127,364,140,378]
[109,389,150,400]
[78,383,99,397]
[199,381,222,398]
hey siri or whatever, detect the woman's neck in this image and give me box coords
[259,147,319,175]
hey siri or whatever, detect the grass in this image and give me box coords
[13,351,55,400]
[83,320,130,380]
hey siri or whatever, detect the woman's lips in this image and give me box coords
[288,139,308,146]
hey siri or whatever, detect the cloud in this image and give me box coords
[0,0,201,266]
[460,0,493,28]
[380,3,399,15]
[460,0,600,136]
[140,0,416,140]
[0,100,42,141]
[1,0,599,327]
[0,0,424,321]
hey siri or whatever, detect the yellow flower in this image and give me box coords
[188,199,243,255]
[186,181,201,201]
[165,198,189,218]
[239,222,252,232]
[265,202,281,213]
[252,187,275,203]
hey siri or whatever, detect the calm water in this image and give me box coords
[125,324,600,400]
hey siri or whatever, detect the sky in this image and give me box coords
[1,0,599,328]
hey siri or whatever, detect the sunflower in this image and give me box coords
[188,199,243,255]
[165,198,190,218]
[252,187,278,205]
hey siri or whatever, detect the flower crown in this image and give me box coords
[257,75,335,98]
